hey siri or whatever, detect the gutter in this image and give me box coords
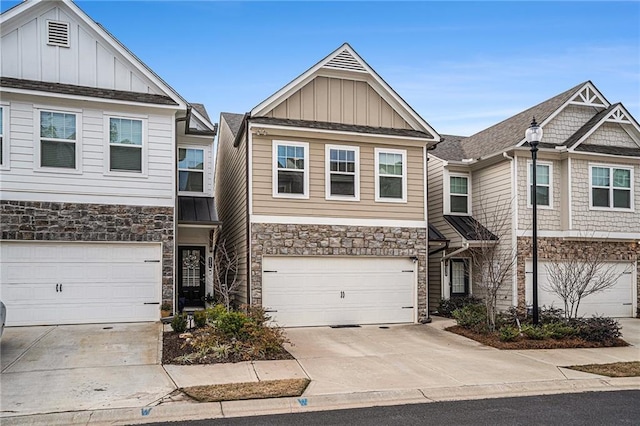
[429,240,449,256]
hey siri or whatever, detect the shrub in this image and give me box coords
[542,322,576,339]
[499,325,520,342]
[438,295,483,318]
[538,306,565,324]
[205,304,228,323]
[453,303,488,334]
[244,304,272,326]
[521,324,548,340]
[171,314,188,333]
[194,310,208,328]
[572,316,621,343]
[216,311,251,337]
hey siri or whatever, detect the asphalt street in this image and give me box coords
[144,390,640,426]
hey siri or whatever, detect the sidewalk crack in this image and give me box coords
[418,388,435,402]
[251,361,260,381]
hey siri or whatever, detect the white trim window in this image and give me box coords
[0,105,7,168]
[272,140,309,198]
[375,148,407,202]
[178,147,205,193]
[325,144,359,201]
[527,161,553,208]
[38,110,79,170]
[109,117,143,173]
[444,171,470,214]
[590,164,633,210]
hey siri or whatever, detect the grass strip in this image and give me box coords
[567,361,640,377]
[181,378,310,402]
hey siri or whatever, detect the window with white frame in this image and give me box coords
[326,145,359,200]
[375,148,406,202]
[273,141,308,198]
[590,165,633,209]
[449,175,469,213]
[109,117,142,172]
[178,147,204,192]
[39,110,77,169]
[528,162,552,207]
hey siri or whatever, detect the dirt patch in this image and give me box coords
[567,361,640,377]
[162,331,294,365]
[181,378,310,402]
[446,325,628,350]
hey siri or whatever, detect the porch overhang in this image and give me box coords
[177,196,221,227]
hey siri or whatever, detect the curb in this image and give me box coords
[2,377,639,425]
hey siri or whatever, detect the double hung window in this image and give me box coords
[40,110,77,169]
[591,165,632,210]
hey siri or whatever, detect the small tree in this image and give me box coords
[213,238,240,312]
[543,245,629,319]
[469,196,518,332]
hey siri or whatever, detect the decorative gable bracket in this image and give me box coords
[605,107,631,124]
[569,84,607,108]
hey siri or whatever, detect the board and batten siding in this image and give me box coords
[266,76,412,129]
[0,96,175,206]
[214,117,249,304]
[251,135,425,221]
[1,3,163,94]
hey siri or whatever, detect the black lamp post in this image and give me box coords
[525,117,543,325]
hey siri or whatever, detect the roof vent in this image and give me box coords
[47,20,70,47]
[324,49,366,72]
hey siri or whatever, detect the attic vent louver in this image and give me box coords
[324,50,366,72]
[47,20,70,47]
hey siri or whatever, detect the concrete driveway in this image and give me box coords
[0,322,174,417]
[286,317,640,396]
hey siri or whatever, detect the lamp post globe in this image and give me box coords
[525,118,542,325]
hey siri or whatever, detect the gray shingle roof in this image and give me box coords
[432,82,588,161]
[428,224,449,242]
[1,77,178,105]
[221,112,246,137]
[430,134,468,161]
[190,103,211,122]
[250,116,436,139]
[562,104,617,148]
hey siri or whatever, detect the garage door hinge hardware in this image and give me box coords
[402,270,414,273]
[264,270,278,273]
[144,260,161,263]
[264,309,278,313]
[144,302,160,305]
[402,306,413,309]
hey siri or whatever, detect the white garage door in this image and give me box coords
[0,242,162,326]
[526,260,636,318]
[262,256,416,327]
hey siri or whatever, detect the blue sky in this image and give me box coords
[2,1,639,136]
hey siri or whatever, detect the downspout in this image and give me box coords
[243,115,251,305]
[173,109,190,313]
[503,151,518,307]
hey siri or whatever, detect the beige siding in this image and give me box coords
[251,135,425,220]
[472,160,515,308]
[214,117,249,304]
[177,120,215,197]
[428,254,443,312]
[266,76,411,129]
[516,154,563,231]
[570,158,640,233]
[427,155,463,245]
[582,122,640,148]
[542,105,595,145]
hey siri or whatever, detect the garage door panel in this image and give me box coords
[526,260,635,318]
[263,256,415,327]
[0,242,162,326]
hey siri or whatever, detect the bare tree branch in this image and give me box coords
[213,238,240,312]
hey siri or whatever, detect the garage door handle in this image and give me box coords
[264,270,278,273]
[264,309,278,313]
[60,284,62,292]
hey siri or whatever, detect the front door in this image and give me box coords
[450,259,469,297]
[178,246,205,308]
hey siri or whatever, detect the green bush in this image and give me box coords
[193,310,207,328]
[542,322,576,339]
[521,324,548,340]
[571,316,621,343]
[498,325,520,342]
[537,306,566,324]
[205,304,228,323]
[171,314,188,333]
[216,311,251,337]
[453,303,488,334]
[438,295,483,318]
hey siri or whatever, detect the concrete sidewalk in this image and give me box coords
[1,318,639,425]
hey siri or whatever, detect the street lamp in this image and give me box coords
[525,117,543,325]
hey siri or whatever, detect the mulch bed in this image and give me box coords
[162,331,294,365]
[446,325,628,350]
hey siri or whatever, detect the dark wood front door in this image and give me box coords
[178,246,205,308]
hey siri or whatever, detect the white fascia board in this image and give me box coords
[250,43,440,139]
[0,87,181,111]
[16,0,188,110]
[251,214,427,228]
[515,229,640,241]
[248,122,436,144]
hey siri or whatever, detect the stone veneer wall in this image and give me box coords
[516,237,639,314]
[250,223,428,321]
[0,200,174,303]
